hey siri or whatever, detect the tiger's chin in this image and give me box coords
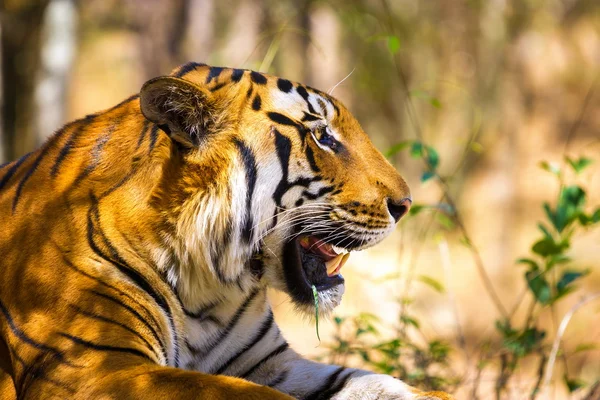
[275,234,358,317]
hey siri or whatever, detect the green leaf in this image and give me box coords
[400,315,420,328]
[539,161,561,176]
[312,285,320,343]
[470,142,483,153]
[526,270,551,304]
[547,254,571,269]
[421,171,436,182]
[425,145,440,169]
[409,203,425,216]
[537,223,553,240]
[430,98,442,109]
[557,270,589,292]
[592,208,600,223]
[543,202,557,230]
[574,343,598,353]
[333,316,344,326]
[564,376,586,393]
[495,320,516,337]
[516,258,539,269]
[410,141,423,158]
[437,213,455,230]
[385,141,411,158]
[502,326,546,357]
[554,185,586,232]
[566,156,594,174]
[531,237,567,257]
[387,35,401,54]
[417,275,445,293]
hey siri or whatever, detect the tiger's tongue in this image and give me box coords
[299,236,337,260]
[299,236,349,277]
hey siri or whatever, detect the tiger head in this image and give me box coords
[142,63,411,316]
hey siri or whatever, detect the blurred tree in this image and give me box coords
[1,0,50,161]
[36,0,77,142]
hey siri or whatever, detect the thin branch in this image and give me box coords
[380,0,508,319]
[541,292,600,392]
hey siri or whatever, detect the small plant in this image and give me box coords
[492,156,599,398]
[320,312,457,392]
[318,148,599,398]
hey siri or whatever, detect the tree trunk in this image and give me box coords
[1,0,50,160]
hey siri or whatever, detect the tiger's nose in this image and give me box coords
[386,197,412,222]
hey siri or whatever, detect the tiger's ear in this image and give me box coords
[140,76,217,147]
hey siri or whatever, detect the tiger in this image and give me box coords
[0,62,454,399]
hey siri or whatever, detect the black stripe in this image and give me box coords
[0,152,32,191]
[317,99,329,118]
[252,94,262,111]
[148,125,161,154]
[296,86,317,114]
[303,366,346,400]
[86,193,178,365]
[272,130,292,207]
[206,66,224,83]
[68,303,159,361]
[314,370,354,400]
[183,300,223,326]
[136,120,151,150]
[191,288,260,355]
[250,71,267,85]
[213,311,274,375]
[305,145,320,173]
[58,252,166,352]
[73,122,117,186]
[231,69,245,82]
[302,185,334,200]
[59,333,153,362]
[50,115,96,177]
[301,112,321,122]
[0,298,74,366]
[15,350,76,396]
[88,289,167,360]
[183,300,219,319]
[277,79,293,93]
[12,126,70,212]
[100,168,137,198]
[240,342,289,378]
[267,112,298,127]
[210,82,227,92]
[266,370,288,388]
[233,138,258,244]
[175,62,206,78]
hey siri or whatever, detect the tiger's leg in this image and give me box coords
[213,304,452,400]
[18,358,292,400]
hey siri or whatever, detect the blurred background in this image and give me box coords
[1,0,599,398]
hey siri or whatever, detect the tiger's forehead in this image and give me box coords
[172,62,339,124]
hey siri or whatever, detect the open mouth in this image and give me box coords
[282,233,351,306]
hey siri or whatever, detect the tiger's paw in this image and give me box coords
[331,374,454,400]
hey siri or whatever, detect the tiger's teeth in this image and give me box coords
[325,253,350,276]
[325,254,343,275]
[331,245,348,255]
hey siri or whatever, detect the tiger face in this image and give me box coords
[141,63,411,315]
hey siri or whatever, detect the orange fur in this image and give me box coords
[0,63,451,399]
